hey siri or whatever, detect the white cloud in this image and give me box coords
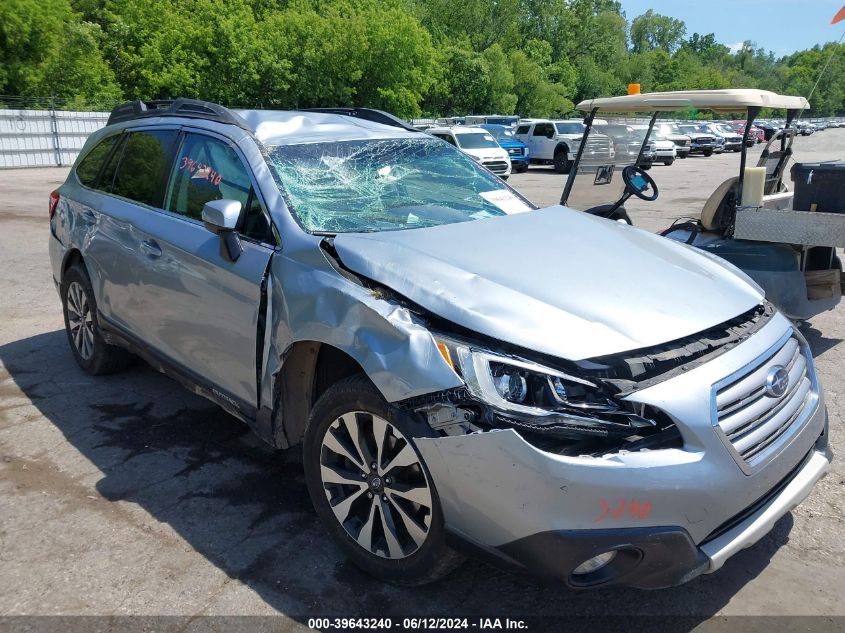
[727,42,745,54]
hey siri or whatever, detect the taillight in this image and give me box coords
[49,191,60,220]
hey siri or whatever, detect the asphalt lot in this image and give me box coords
[1,130,844,628]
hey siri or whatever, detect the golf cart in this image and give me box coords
[562,88,844,321]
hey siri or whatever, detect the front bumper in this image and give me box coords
[474,436,830,589]
[415,314,831,588]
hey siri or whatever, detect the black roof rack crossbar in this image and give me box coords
[107,98,251,132]
[302,107,419,132]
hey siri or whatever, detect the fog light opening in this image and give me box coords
[572,550,617,576]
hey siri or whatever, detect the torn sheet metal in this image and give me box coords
[333,205,763,362]
[259,235,464,407]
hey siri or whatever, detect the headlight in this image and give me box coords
[524,147,529,156]
[434,336,656,438]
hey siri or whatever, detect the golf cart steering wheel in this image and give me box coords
[622,165,659,201]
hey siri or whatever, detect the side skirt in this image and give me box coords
[98,313,278,447]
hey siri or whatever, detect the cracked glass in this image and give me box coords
[267,138,530,233]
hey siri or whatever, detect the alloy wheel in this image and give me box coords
[319,411,433,559]
[66,281,95,360]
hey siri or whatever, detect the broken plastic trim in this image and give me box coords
[588,302,775,394]
[397,387,680,456]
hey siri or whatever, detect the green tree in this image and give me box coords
[630,9,687,54]
[0,0,120,103]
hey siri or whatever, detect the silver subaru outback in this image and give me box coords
[48,99,832,588]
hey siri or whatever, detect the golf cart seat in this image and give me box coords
[660,176,738,242]
[700,176,738,231]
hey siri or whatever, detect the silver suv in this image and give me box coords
[49,99,832,589]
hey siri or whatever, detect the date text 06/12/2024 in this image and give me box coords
[307,618,528,630]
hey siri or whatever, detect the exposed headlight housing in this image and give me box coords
[434,336,656,439]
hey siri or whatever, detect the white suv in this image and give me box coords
[515,119,614,173]
[428,126,512,178]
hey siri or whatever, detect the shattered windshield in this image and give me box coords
[455,133,499,149]
[267,138,532,234]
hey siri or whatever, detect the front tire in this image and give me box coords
[303,374,462,585]
[61,263,132,375]
[703,149,713,157]
[663,158,675,166]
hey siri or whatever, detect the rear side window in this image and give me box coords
[76,135,119,188]
[533,123,553,136]
[111,130,177,207]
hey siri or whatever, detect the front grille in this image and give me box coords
[484,160,509,174]
[673,139,689,147]
[715,335,814,468]
[585,137,611,155]
[507,147,524,156]
[694,136,714,144]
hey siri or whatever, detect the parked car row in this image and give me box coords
[415,112,842,179]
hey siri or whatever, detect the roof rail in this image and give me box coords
[107,98,251,131]
[302,107,419,132]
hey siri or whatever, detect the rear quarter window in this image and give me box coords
[75,135,119,188]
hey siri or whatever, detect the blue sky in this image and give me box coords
[618,0,845,56]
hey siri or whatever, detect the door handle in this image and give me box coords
[140,239,162,258]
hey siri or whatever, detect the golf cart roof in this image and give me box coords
[576,89,809,114]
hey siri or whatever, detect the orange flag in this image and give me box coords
[832,5,845,24]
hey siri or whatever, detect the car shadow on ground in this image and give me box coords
[0,329,800,629]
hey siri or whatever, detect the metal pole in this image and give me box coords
[49,96,62,166]
[560,107,598,206]
[635,111,659,164]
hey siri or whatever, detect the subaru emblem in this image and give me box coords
[765,366,789,398]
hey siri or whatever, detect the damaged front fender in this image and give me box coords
[259,236,464,444]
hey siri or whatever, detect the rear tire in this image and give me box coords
[303,374,463,585]
[61,264,132,375]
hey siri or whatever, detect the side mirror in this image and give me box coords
[201,199,242,234]
[201,199,244,262]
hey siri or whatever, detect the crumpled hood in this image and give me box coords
[333,206,763,360]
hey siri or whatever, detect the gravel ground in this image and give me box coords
[0,129,843,629]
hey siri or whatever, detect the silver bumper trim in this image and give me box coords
[701,449,830,572]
